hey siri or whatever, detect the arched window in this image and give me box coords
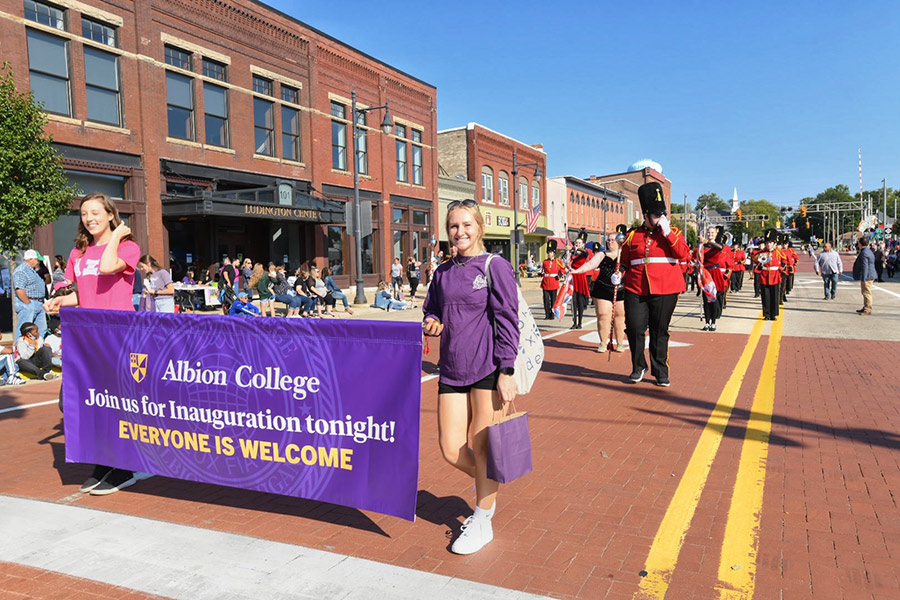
[531,181,540,209]
[498,171,509,206]
[481,166,494,204]
[519,176,528,210]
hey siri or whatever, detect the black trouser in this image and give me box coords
[624,291,678,381]
[703,296,720,323]
[875,263,884,282]
[572,292,588,327]
[409,277,419,298]
[761,283,780,319]
[785,272,794,294]
[779,279,786,304]
[753,272,760,297]
[684,272,696,291]
[731,271,743,292]
[17,346,53,377]
[542,288,558,319]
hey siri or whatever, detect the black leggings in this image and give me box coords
[572,292,588,325]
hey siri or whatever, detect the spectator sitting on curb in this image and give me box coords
[228,292,260,316]
[1,344,26,385]
[322,267,353,314]
[375,280,408,311]
[15,322,58,380]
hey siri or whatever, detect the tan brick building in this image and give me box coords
[2,0,437,285]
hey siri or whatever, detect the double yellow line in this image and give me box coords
[633,315,784,600]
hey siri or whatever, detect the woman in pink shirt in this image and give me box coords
[45,192,142,496]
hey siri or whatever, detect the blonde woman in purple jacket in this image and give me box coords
[423,199,519,554]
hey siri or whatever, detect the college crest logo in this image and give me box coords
[130,353,148,383]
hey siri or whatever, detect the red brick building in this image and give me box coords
[2,0,437,285]
[586,161,672,225]
[546,176,627,245]
[437,123,548,264]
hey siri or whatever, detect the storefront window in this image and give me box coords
[412,210,428,226]
[392,230,405,261]
[327,226,344,275]
[361,231,377,275]
[392,208,406,223]
[66,171,126,199]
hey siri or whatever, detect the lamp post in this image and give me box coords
[511,148,542,283]
[350,88,392,304]
[883,178,887,227]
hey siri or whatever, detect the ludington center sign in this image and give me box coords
[244,204,323,220]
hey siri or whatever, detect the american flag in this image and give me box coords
[526,201,540,233]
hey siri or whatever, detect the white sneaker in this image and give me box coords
[7,375,26,386]
[451,514,493,555]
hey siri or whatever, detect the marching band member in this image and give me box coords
[540,240,564,319]
[699,226,726,331]
[620,183,689,386]
[568,229,593,330]
[752,228,784,320]
[731,244,747,292]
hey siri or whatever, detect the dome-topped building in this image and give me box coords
[627,159,663,174]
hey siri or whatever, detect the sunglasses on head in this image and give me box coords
[447,199,477,210]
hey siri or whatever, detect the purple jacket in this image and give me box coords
[423,253,519,387]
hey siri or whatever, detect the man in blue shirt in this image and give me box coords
[13,250,48,337]
[228,292,260,316]
[852,237,877,315]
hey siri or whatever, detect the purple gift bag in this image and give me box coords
[486,407,533,484]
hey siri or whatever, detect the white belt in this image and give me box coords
[630,257,678,266]
[764,266,780,271]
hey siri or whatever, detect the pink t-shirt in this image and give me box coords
[65,240,140,311]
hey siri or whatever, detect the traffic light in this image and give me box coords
[799,206,807,218]
[806,220,810,229]
[736,208,743,220]
[792,221,796,228]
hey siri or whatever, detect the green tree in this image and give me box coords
[0,64,77,254]
[695,192,730,211]
[729,199,780,240]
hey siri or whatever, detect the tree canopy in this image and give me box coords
[695,192,730,211]
[0,64,77,254]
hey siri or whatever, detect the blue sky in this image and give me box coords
[268,0,900,207]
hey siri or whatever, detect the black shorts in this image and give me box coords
[590,281,623,302]
[438,370,499,395]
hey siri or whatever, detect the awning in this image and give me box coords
[525,226,554,237]
[161,191,346,224]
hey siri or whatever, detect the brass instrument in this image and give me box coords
[758,253,770,265]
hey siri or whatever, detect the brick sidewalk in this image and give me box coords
[1,305,900,598]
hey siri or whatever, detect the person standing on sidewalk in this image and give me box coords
[620,183,690,386]
[814,243,843,300]
[423,199,518,555]
[44,192,142,496]
[13,249,49,338]
[539,240,563,319]
[852,237,876,315]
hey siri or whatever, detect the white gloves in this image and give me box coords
[658,214,671,236]
[610,273,622,286]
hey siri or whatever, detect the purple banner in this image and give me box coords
[62,308,422,521]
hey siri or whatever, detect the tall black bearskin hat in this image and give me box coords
[577,228,588,243]
[638,182,667,215]
[763,228,778,243]
[546,239,558,254]
[715,226,726,245]
[592,241,603,252]
[615,223,628,243]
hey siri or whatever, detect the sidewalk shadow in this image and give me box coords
[0,391,26,421]
[38,424,389,537]
[415,490,471,549]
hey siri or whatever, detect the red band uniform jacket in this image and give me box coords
[621,225,690,296]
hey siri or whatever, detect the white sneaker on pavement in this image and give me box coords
[450,514,493,555]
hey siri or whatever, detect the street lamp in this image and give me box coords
[511,148,542,283]
[601,198,609,243]
[350,88,392,305]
